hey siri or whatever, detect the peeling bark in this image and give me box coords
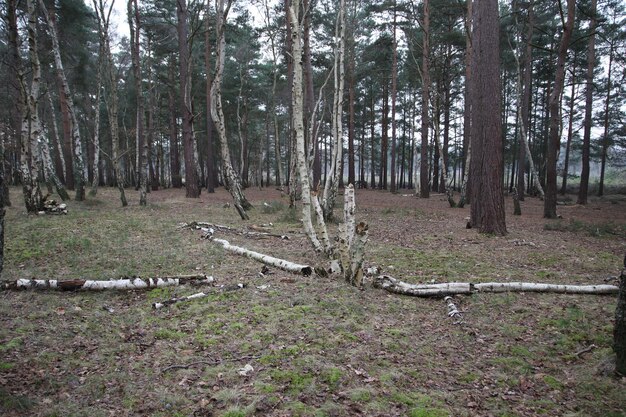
[1,275,214,291]
[373,275,619,297]
[211,237,312,276]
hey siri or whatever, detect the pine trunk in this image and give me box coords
[420,0,430,199]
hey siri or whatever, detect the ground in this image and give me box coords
[0,186,625,417]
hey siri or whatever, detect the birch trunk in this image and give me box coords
[93,0,127,206]
[89,64,101,196]
[40,0,85,202]
[129,0,148,205]
[1,275,214,291]
[40,126,69,201]
[337,184,368,287]
[289,1,323,253]
[46,91,67,188]
[20,0,44,213]
[211,0,251,219]
[212,237,313,276]
[321,0,346,221]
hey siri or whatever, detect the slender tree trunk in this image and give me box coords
[168,58,182,188]
[545,0,575,218]
[561,54,577,195]
[20,0,44,213]
[577,0,596,205]
[5,0,20,207]
[89,60,102,197]
[469,0,506,235]
[211,0,251,219]
[461,0,472,204]
[177,0,199,198]
[322,0,346,221]
[93,0,127,206]
[347,47,356,186]
[420,0,430,198]
[615,263,626,376]
[380,82,388,190]
[598,40,614,197]
[370,88,376,189]
[129,0,147,205]
[517,0,534,201]
[390,3,398,193]
[40,0,85,201]
[204,8,215,193]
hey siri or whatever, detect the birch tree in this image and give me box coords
[321,0,346,221]
[93,0,128,206]
[210,0,252,219]
[39,0,86,202]
[20,0,44,213]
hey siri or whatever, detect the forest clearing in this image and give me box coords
[1,186,625,416]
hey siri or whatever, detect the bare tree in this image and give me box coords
[469,0,506,235]
[93,0,127,206]
[39,0,86,201]
[210,0,252,219]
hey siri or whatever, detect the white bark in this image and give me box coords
[321,0,346,220]
[40,0,85,201]
[444,296,462,319]
[211,0,250,220]
[373,275,619,297]
[152,284,245,309]
[289,2,323,254]
[1,275,214,291]
[212,237,313,276]
[337,185,368,287]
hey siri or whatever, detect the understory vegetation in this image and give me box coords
[0,187,625,416]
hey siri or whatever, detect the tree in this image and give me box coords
[40,0,86,201]
[469,0,506,235]
[177,0,200,198]
[420,0,430,199]
[544,0,575,218]
[210,0,252,219]
[129,0,148,205]
[577,0,596,205]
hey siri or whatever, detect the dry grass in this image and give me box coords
[0,186,625,416]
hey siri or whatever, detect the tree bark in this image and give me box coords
[211,0,252,219]
[322,0,346,221]
[598,39,614,197]
[168,57,182,188]
[177,0,200,198]
[390,3,398,193]
[560,54,577,195]
[420,0,430,199]
[615,264,626,375]
[545,0,575,218]
[577,0,596,205]
[469,0,506,235]
[1,275,214,291]
[204,8,216,193]
[129,0,148,205]
[40,0,85,201]
[212,238,313,276]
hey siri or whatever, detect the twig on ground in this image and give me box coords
[161,354,261,373]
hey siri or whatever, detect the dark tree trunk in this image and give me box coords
[598,40,614,197]
[545,0,575,218]
[369,87,376,189]
[348,53,356,186]
[168,58,182,188]
[469,0,506,235]
[615,259,626,376]
[390,3,397,193]
[577,0,596,205]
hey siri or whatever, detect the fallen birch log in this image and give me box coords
[1,274,214,291]
[373,275,473,296]
[211,238,313,276]
[373,275,619,297]
[181,221,289,240]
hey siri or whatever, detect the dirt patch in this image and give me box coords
[1,186,625,416]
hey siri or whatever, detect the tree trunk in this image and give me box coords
[517,0,534,201]
[420,0,430,199]
[40,0,85,201]
[1,275,214,291]
[177,0,200,198]
[89,60,102,197]
[560,54,577,195]
[545,0,575,218]
[211,0,251,219]
[168,58,182,188]
[129,0,147,205]
[390,3,398,193]
[20,0,44,213]
[322,0,346,221]
[461,0,471,204]
[469,0,506,235]
[598,40,614,197]
[204,8,216,193]
[577,0,596,205]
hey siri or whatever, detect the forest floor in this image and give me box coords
[0,185,625,417]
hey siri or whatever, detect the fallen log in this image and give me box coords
[1,274,214,291]
[211,238,312,276]
[373,275,620,297]
[373,275,473,296]
[181,221,289,240]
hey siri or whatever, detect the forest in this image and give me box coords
[1,0,626,416]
